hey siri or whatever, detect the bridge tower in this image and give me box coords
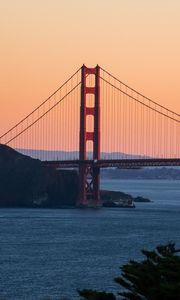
[79,65,101,207]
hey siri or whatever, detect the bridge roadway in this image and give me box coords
[43,158,180,169]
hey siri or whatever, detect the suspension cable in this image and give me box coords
[100,66,180,118]
[5,82,81,145]
[100,77,180,123]
[0,66,81,140]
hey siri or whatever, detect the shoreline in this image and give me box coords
[0,189,151,209]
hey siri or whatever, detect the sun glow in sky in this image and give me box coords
[0,0,180,137]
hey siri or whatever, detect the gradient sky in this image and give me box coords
[0,0,180,135]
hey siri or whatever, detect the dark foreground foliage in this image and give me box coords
[78,290,116,300]
[78,243,180,300]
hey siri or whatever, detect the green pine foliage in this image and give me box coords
[116,243,180,300]
[78,243,180,300]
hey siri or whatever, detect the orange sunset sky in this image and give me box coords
[0,0,180,137]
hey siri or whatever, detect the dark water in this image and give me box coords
[0,180,180,300]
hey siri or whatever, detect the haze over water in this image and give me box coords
[0,179,180,299]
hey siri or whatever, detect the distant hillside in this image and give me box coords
[101,167,180,180]
[16,148,147,160]
[0,144,78,207]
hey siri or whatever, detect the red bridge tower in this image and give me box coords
[79,65,101,207]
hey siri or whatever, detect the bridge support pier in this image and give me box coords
[78,65,101,207]
[79,163,100,207]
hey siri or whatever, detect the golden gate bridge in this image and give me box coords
[0,65,179,206]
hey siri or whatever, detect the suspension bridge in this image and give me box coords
[0,65,179,207]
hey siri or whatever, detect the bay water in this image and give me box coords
[0,180,180,299]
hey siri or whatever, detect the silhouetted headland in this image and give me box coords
[0,144,150,208]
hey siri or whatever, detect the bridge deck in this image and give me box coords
[43,158,180,169]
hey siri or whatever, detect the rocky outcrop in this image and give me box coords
[134,196,151,202]
[100,190,151,203]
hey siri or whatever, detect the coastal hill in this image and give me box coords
[0,144,78,207]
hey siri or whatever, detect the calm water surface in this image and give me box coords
[0,180,180,299]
